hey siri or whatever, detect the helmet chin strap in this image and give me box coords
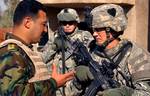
[99,27,115,49]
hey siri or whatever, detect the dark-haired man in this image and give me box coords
[0,0,74,96]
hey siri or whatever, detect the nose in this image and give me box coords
[65,24,70,27]
[93,31,98,37]
[44,26,48,33]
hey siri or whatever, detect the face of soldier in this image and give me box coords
[93,28,108,46]
[60,21,77,33]
[29,10,47,44]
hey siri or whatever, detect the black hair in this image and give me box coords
[13,0,47,25]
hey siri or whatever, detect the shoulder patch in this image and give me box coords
[0,43,20,57]
[7,43,16,50]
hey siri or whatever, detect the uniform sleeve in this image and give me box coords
[127,43,150,95]
[41,40,57,63]
[128,43,150,81]
[0,47,57,96]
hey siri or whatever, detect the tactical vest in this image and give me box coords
[0,39,51,83]
[91,40,134,87]
[53,29,93,70]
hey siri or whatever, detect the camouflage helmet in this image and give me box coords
[57,8,80,23]
[91,4,127,32]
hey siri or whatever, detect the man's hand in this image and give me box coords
[51,63,75,87]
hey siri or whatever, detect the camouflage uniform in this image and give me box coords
[91,39,150,96]
[0,33,57,96]
[94,4,150,96]
[41,8,93,96]
[75,4,150,96]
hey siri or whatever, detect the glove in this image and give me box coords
[54,37,68,51]
[103,86,133,96]
[75,65,94,82]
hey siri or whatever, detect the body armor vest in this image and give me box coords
[0,39,51,83]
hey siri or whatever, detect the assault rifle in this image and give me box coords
[73,39,134,96]
[56,28,131,96]
[72,39,119,96]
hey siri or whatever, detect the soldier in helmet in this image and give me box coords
[41,8,93,96]
[75,4,150,96]
[0,0,75,96]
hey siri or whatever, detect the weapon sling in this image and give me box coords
[84,41,133,96]
[103,41,133,88]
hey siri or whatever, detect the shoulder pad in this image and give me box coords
[77,29,89,33]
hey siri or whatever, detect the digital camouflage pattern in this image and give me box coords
[69,4,150,96]
[57,8,80,23]
[41,28,93,96]
[91,4,127,32]
[90,4,150,95]
[90,39,150,96]
[0,33,57,96]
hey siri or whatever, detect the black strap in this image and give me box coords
[58,26,66,96]
[103,41,133,87]
[113,41,132,67]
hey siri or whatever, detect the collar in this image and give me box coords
[5,32,33,48]
[94,39,129,58]
[66,27,79,38]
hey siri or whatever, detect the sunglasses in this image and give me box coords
[60,21,76,26]
[93,28,106,32]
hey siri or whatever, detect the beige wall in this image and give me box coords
[39,0,135,5]
[38,0,149,50]
[135,0,149,49]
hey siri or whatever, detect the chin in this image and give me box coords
[32,42,37,44]
[96,42,103,46]
[32,40,39,44]
[64,29,73,32]
[65,31,72,33]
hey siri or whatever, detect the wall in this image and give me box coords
[38,0,149,50]
[135,0,149,50]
